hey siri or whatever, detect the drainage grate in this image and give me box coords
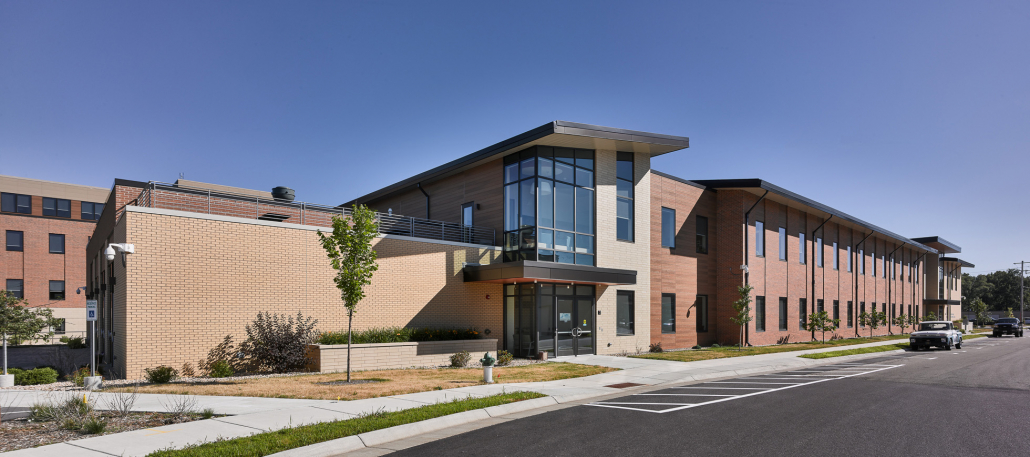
[605,382,644,389]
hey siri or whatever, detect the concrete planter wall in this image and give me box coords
[306,339,498,373]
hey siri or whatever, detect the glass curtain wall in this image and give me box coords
[503,146,595,265]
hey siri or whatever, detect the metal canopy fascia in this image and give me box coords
[462,260,637,285]
[940,257,975,268]
[689,178,938,254]
[911,236,962,254]
[342,121,689,207]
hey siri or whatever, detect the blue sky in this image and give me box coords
[2,1,1027,274]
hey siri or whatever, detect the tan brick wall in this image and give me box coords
[115,207,503,379]
[308,339,498,372]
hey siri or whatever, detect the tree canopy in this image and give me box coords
[962,269,1029,312]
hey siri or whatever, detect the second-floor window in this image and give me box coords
[6,231,23,251]
[82,202,105,220]
[778,227,786,261]
[49,234,65,254]
[755,221,765,256]
[696,216,708,254]
[661,207,675,248]
[1,193,31,214]
[43,198,71,218]
[816,237,823,267]
[616,152,634,242]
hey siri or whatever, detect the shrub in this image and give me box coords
[711,344,721,348]
[450,350,471,367]
[14,367,59,385]
[64,336,87,349]
[209,360,235,378]
[82,415,107,434]
[145,366,178,384]
[201,408,215,419]
[181,362,196,378]
[649,342,663,353]
[201,335,247,376]
[316,327,483,345]
[240,311,319,373]
[496,350,513,366]
[70,366,92,387]
[691,345,701,349]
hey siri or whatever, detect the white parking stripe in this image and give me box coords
[707,381,804,385]
[634,394,736,397]
[672,386,770,390]
[593,402,696,406]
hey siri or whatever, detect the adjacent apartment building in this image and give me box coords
[1,175,109,341]
[83,121,973,379]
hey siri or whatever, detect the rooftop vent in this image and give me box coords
[272,186,295,202]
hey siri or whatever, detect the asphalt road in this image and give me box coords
[390,335,1030,456]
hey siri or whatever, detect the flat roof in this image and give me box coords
[911,236,962,254]
[0,174,110,203]
[940,257,975,268]
[687,178,938,254]
[344,121,689,207]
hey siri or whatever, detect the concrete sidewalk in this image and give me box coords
[1,337,912,457]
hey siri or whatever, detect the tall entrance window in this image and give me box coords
[503,147,595,265]
[616,152,634,241]
[503,283,595,358]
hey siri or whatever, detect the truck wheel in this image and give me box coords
[956,342,962,349]
[945,341,952,350]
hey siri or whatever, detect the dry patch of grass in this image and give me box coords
[634,334,912,363]
[106,363,614,401]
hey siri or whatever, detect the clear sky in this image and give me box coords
[2,1,1027,275]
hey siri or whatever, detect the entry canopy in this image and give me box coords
[911,236,961,254]
[939,257,975,268]
[463,261,636,285]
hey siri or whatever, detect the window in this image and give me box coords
[661,207,676,248]
[907,262,911,283]
[461,202,474,226]
[503,147,594,265]
[872,251,877,276]
[799,233,806,264]
[891,258,896,279]
[847,301,853,328]
[847,246,852,272]
[817,299,824,313]
[778,227,786,261]
[860,302,866,326]
[49,234,65,254]
[42,198,71,218]
[881,303,886,315]
[661,294,675,333]
[778,297,788,331]
[49,280,65,300]
[755,221,765,257]
[832,242,839,270]
[616,152,634,242]
[833,300,840,322]
[696,295,709,332]
[1,193,32,214]
[799,298,808,329]
[915,263,919,283]
[882,255,886,278]
[616,291,634,335]
[859,249,864,275]
[891,303,896,319]
[52,318,66,335]
[82,202,105,220]
[816,237,823,267]
[6,231,23,251]
[5,279,23,299]
[696,216,709,254]
[755,296,766,332]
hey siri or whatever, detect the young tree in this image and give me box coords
[907,314,920,331]
[317,205,380,382]
[971,298,990,326]
[0,291,55,376]
[923,311,938,322]
[804,311,839,343]
[730,284,754,350]
[1006,307,1015,318]
[892,313,909,334]
[858,311,886,339]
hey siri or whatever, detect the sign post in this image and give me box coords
[86,300,97,377]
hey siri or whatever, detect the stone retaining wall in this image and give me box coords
[306,339,498,372]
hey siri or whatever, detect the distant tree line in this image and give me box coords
[962,269,1029,312]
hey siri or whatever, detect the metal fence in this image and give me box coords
[135,182,496,246]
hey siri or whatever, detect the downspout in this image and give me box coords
[416,183,430,219]
[887,242,907,333]
[810,214,833,340]
[853,231,874,336]
[742,190,769,347]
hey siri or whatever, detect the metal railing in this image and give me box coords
[135,181,496,246]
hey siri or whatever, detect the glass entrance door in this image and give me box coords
[555,290,595,357]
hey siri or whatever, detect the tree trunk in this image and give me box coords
[347,309,352,383]
[2,332,6,375]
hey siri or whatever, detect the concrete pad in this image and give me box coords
[357,409,491,448]
[267,435,365,457]
[69,418,260,457]
[312,397,426,415]
[216,406,354,431]
[2,443,110,457]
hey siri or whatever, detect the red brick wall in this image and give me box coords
[1,212,97,310]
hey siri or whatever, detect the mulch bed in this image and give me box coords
[0,411,200,453]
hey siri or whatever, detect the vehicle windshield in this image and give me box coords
[919,323,950,331]
[996,318,1019,324]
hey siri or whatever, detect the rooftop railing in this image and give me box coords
[135,181,496,246]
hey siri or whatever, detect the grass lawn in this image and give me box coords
[146,391,546,457]
[799,333,988,359]
[634,334,912,363]
[107,362,614,401]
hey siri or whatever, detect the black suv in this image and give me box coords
[992,318,1024,337]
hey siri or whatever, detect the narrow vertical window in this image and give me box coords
[778,297,788,331]
[872,251,877,276]
[799,298,808,329]
[696,216,708,254]
[616,291,634,335]
[778,227,786,261]
[847,301,853,327]
[616,152,634,242]
[661,294,675,333]
[755,296,766,332]
[817,299,824,313]
[859,249,865,275]
[755,221,765,256]
[832,242,839,270]
[833,300,840,322]
[799,233,806,264]
[882,255,886,278]
[696,295,709,332]
[847,246,852,272]
[661,207,676,248]
[860,302,866,327]
[816,237,823,267]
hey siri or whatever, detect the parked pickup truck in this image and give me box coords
[992,318,1024,338]
[910,321,962,351]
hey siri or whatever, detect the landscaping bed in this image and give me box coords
[105,362,616,401]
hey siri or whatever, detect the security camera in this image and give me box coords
[104,243,135,261]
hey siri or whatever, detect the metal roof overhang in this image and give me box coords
[923,299,961,306]
[344,121,689,207]
[688,179,938,254]
[911,236,961,254]
[463,261,637,286]
[939,257,975,268]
